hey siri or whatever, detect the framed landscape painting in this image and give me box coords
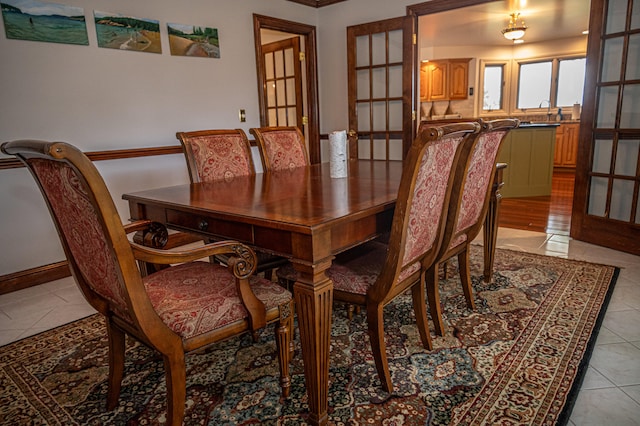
[1,0,88,45]
[168,23,220,58]
[94,10,161,53]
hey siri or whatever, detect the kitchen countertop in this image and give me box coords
[517,122,561,128]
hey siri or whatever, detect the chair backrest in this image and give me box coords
[176,129,255,183]
[371,122,480,301]
[454,119,519,236]
[250,126,309,172]
[433,118,519,254]
[1,140,146,322]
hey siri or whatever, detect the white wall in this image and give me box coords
[0,0,318,275]
[0,0,423,276]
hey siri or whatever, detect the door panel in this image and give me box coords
[261,37,304,127]
[253,15,320,164]
[571,0,640,255]
[347,16,415,161]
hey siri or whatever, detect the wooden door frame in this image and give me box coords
[253,14,321,164]
[347,16,415,160]
[261,37,305,128]
[569,0,640,255]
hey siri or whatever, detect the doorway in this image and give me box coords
[260,34,304,129]
[253,14,321,163]
[409,0,590,240]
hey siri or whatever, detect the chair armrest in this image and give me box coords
[130,240,257,277]
[123,219,155,234]
[236,273,267,330]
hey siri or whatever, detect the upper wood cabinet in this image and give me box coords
[420,58,470,101]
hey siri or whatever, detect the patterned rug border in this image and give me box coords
[556,262,620,425]
[0,247,621,425]
[468,246,621,425]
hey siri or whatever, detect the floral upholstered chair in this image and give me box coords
[1,140,293,426]
[425,119,519,336]
[249,126,309,172]
[176,129,290,279]
[176,128,256,183]
[307,122,480,393]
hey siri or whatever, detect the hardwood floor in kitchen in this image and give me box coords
[499,169,575,235]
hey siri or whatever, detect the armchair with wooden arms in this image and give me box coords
[176,128,290,280]
[1,140,293,426]
[249,126,309,172]
[304,122,481,393]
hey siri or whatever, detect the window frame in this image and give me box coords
[478,53,586,118]
[478,59,512,117]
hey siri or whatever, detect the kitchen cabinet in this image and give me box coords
[496,124,558,198]
[554,122,580,168]
[420,58,470,101]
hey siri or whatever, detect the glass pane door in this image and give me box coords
[572,0,640,254]
[347,16,414,161]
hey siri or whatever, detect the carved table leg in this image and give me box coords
[293,260,333,426]
[483,163,506,283]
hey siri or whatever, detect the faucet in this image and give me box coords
[539,100,551,121]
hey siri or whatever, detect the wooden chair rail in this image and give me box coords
[0,136,341,171]
[0,145,183,170]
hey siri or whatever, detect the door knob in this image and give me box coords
[348,129,357,138]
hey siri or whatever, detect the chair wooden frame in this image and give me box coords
[328,122,481,393]
[250,126,309,172]
[424,119,520,336]
[1,140,293,426]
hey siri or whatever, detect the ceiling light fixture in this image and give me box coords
[502,12,527,41]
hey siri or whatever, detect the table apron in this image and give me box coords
[128,201,394,261]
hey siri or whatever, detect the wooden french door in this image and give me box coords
[571,0,640,255]
[253,14,320,163]
[347,16,415,161]
[261,37,304,128]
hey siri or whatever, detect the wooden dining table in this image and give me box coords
[123,158,505,424]
[123,159,403,425]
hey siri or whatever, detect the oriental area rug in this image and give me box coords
[0,247,618,425]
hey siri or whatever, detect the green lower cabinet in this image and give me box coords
[497,126,557,198]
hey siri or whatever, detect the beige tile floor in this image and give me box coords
[1,227,639,424]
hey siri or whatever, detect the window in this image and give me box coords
[557,58,586,106]
[478,55,586,116]
[483,65,504,111]
[514,56,586,113]
[517,61,552,109]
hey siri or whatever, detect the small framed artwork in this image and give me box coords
[1,0,88,45]
[168,23,220,58]
[94,10,161,53]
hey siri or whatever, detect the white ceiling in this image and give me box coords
[419,0,591,47]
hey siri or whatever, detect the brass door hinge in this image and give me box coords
[299,52,306,61]
[302,116,308,125]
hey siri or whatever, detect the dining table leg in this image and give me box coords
[292,259,333,426]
